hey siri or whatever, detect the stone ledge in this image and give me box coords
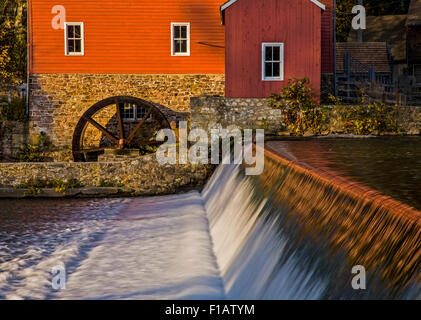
[0,154,215,197]
[0,187,135,198]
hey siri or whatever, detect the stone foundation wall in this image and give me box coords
[0,154,213,196]
[190,96,283,134]
[29,73,225,148]
[191,96,421,136]
[0,121,28,161]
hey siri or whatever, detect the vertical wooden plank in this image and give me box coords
[225,0,322,98]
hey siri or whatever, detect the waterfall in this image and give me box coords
[202,149,421,300]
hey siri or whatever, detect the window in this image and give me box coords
[122,104,152,121]
[262,43,284,81]
[65,22,84,56]
[136,106,149,120]
[171,23,190,56]
[122,104,136,121]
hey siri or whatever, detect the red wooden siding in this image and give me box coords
[321,0,334,74]
[28,0,225,74]
[224,0,322,98]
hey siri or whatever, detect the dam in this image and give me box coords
[0,138,420,300]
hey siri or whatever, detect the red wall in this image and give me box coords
[28,0,225,74]
[224,0,322,98]
[321,0,335,74]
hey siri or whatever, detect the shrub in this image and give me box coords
[99,179,115,187]
[268,77,329,136]
[0,96,27,121]
[337,103,402,135]
[15,132,52,162]
[139,144,159,155]
[98,179,125,188]
[16,178,84,195]
[15,144,44,162]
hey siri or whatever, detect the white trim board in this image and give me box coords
[64,22,85,56]
[262,42,284,81]
[171,22,191,57]
[221,0,326,12]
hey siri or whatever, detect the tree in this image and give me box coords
[0,0,27,85]
[336,0,411,42]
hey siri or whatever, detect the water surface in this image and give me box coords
[267,137,421,210]
[1,138,420,300]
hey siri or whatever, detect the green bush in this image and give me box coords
[15,144,44,162]
[268,77,329,136]
[99,179,115,187]
[16,178,84,195]
[337,103,402,135]
[15,132,52,162]
[0,96,27,121]
[98,179,125,188]
[139,144,159,155]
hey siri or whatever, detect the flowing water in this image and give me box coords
[0,141,420,300]
[0,198,128,299]
[0,195,223,300]
[203,160,420,299]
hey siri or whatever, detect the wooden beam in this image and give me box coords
[126,107,153,144]
[84,116,119,144]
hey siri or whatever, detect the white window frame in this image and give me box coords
[171,23,190,56]
[65,22,84,56]
[262,42,284,81]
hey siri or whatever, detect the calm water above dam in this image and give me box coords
[267,137,421,210]
[0,138,420,300]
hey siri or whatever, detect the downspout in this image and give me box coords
[333,0,337,97]
[26,0,31,116]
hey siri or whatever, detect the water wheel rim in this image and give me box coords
[72,96,171,162]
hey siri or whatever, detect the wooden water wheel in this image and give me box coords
[72,96,171,162]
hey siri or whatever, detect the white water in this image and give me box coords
[56,192,224,300]
[203,163,421,300]
[0,193,224,300]
[0,198,129,300]
[202,164,328,300]
[1,163,419,300]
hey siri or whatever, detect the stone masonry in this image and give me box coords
[190,96,284,134]
[0,120,28,161]
[29,74,225,148]
[0,154,214,196]
[190,96,421,136]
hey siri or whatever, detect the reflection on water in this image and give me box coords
[266,137,421,210]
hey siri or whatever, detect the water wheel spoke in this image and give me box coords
[84,116,119,144]
[73,97,172,162]
[126,107,153,144]
[116,102,125,140]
